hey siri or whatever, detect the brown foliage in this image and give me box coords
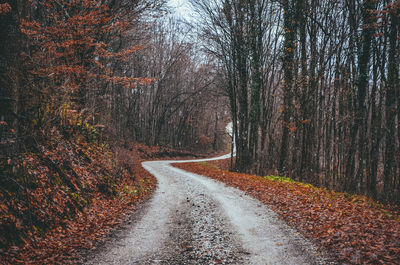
[0,136,157,264]
[174,160,400,264]
[0,3,11,15]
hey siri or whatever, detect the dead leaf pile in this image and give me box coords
[174,160,400,264]
[0,135,157,264]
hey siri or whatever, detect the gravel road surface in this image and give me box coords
[84,154,330,264]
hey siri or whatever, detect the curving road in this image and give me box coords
[84,153,330,265]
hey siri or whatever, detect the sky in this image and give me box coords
[167,0,196,22]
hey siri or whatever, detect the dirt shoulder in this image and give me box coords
[173,159,400,264]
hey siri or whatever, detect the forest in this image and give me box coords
[190,0,400,203]
[0,0,399,263]
[0,0,228,153]
[0,0,228,261]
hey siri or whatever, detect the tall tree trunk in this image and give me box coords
[248,0,262,170]
[234,0,250,172]
[297,0,310,181]
[279,0,296,174]
[356,0,375,193]
[346,0,374,193]
[384,3,399,201]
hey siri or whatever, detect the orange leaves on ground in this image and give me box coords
[174,160,400,264]
[1,139,204,264]
[0,139,157,264]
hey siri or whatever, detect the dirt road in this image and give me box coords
[84,154,329,264]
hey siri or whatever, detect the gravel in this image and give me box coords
[83,154,332,265]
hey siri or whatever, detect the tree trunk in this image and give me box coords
[279,0,296,175]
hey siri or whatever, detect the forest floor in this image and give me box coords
[174,159,400,264]
[3,141,399,264]
[0,134,202,264]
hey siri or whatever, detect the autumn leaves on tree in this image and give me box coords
[1,0,399,208]
[20,0,152,133]
[0,0,400,263]
[0,1,164,262]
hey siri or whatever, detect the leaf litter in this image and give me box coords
[173,159,400,264]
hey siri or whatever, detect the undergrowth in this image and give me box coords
[0,119,157,263]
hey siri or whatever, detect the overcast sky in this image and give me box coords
[168,0,196,21]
